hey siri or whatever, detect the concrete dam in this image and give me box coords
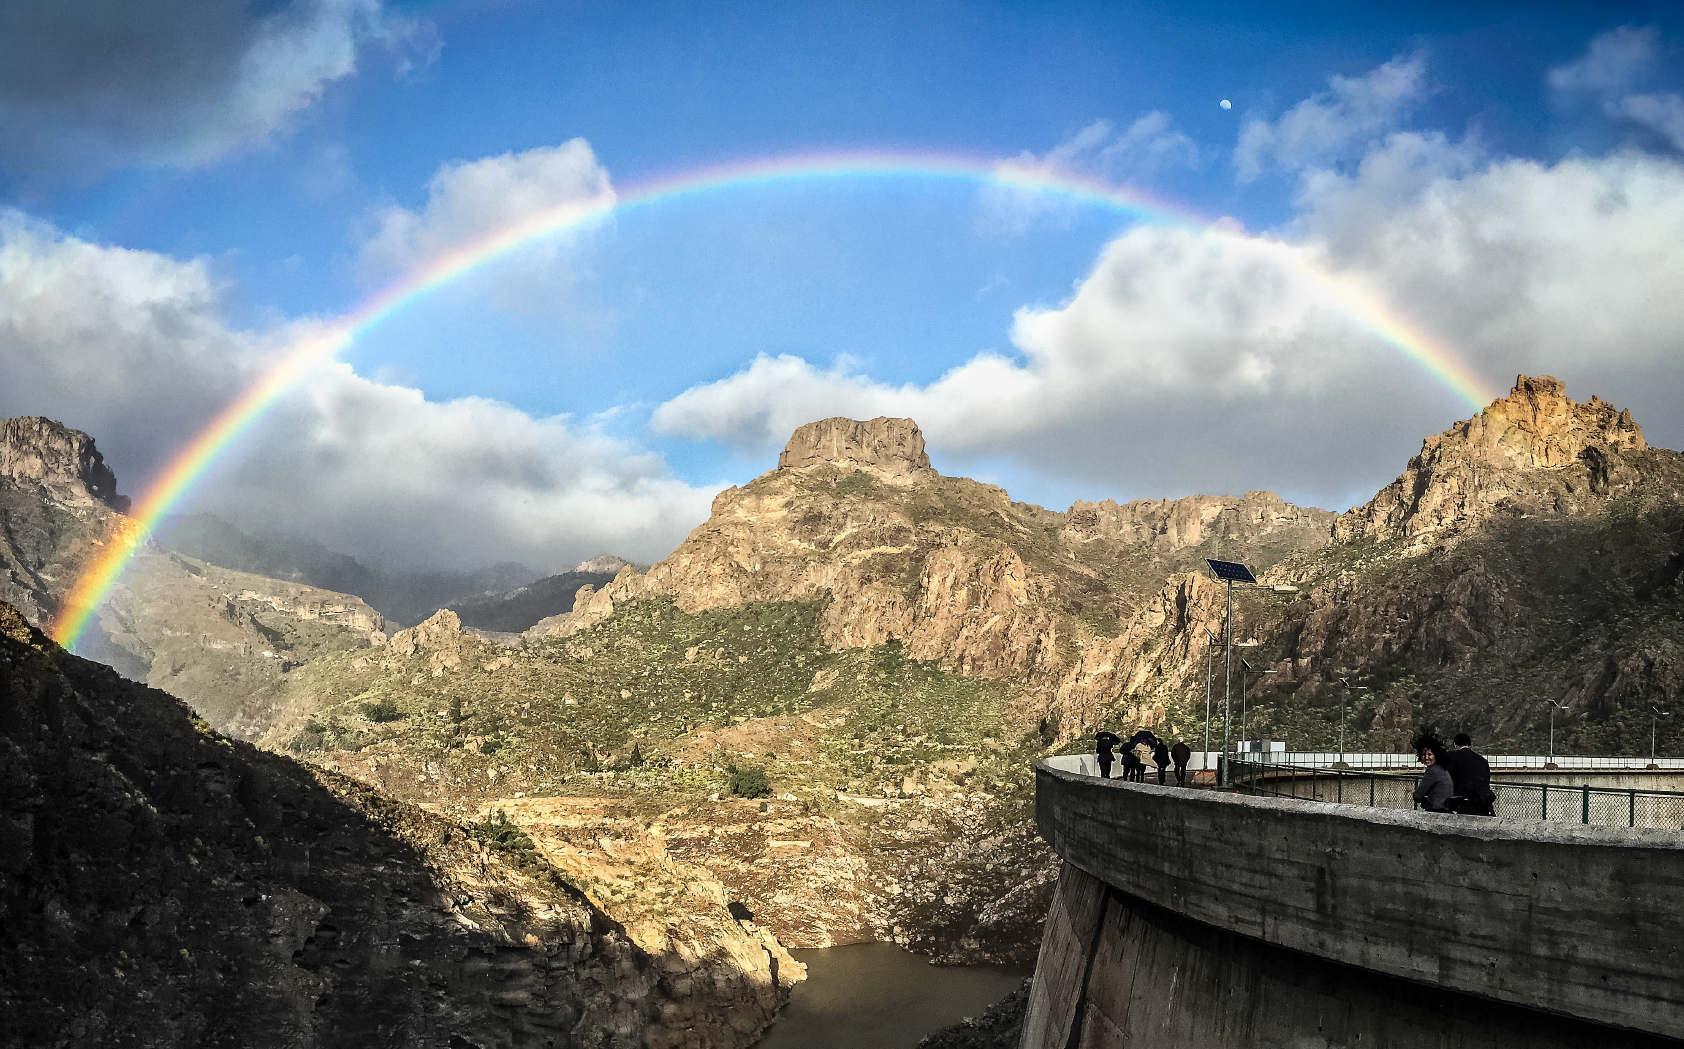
[1020,757,1684,1048]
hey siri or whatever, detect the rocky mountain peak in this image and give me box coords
[1481,374,1645,467]
[0,416,128,511]
[575,553,632,574]
[1337,375,1648,546]
[777,417,932,478]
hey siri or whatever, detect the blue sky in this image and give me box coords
[3,1,1683,570]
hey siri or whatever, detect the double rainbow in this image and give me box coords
[50,150,1500,652]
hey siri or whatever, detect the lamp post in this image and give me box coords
[1337,677,1368,769]
[1545,699,1562,767]
[1652,707,1672,766]
[1202,624,1217,768]
[1239,657,1276,755]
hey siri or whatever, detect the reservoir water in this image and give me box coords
[754,942,1029,1049]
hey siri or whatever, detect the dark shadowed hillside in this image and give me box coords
[0,601,799,1048]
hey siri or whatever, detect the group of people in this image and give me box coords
[1089,726,1498,811]
[1093,729,1195,787]
[1412,732,1496,815]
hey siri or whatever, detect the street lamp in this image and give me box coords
[1201,624,1217,765]
[1337,677,1368,769]
[1240,657,1276,754]
[1545,699,1563,767]
[1652,707,1672,766]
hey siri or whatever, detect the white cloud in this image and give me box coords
[1615,93,1684,151]
[0,211,717,572]
[1235,53,1429,182]
[655,145,1684,510]
[1551,26,1684,153]
[1548,25,1657,94]
[359,140,615,278]
[984,114,1199,232]
[0,0,421,175]
[218,370,717,571]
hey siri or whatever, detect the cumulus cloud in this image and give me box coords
[0,212,716,571]
[0,0,426,176]
[1551,26,1684,152]
[984,114,1199,232]
[359,140,615,278]
[655,144,1684,510]
[1235,52,1429,182]
[1548,25,1657,95]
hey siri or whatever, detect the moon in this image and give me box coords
[1220,99,1232,110]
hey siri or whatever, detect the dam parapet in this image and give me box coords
[1021,757,1684,1048]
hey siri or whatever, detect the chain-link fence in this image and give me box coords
[1229,760,1684,831]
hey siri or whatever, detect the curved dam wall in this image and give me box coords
[1022,759,1684,1048]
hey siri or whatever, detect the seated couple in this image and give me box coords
[1413,732,1495,815]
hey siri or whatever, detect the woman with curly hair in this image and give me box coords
[1412,733,1455,813]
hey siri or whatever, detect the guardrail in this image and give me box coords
[1261,752,1684,771]
[1230,759,1684,831]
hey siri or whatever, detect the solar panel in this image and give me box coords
[1205,558,1257,584]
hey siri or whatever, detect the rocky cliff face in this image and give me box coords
[0,418,127,627]
[0,418,393,734]
[1065,491,1334,557]
[776,416,932,478]
[1,416,128,511]
[0,601,799,1048]
[1336,375,1647,547]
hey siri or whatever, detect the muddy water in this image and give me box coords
[754,942,1029,1049]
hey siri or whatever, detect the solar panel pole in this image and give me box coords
[1653,707,1671,764]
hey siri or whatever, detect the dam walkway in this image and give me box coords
[1020,756,1684,1048]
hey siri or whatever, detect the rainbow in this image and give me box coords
[50,149,1501,652]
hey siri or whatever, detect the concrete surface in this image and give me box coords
[1019,862,1684,1049]
[1029,759,1684,1043]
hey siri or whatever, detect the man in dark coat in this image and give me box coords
[1444,733,1495,815]
[1170,739,1193,787]
[1094,730,1121,779]
[1152,740,1172,785]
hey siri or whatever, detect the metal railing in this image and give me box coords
[1230,759,1684,831]
[1239,752,1684,771]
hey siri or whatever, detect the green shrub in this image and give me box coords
[291,719,328,753]
[467,810,538,865]
[359,698,404,723]
[728,766,771,798]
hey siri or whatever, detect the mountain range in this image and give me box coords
[3,375,1681,1042]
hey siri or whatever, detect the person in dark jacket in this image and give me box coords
[1444,733,1495,815]
[1170,739,1193,787]
[1094,730,1121,779]
[1152,740,1171,785]
[1412,733,1455,812]
[1124,730,1160,782]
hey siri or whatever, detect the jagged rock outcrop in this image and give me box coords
[576,553,633,574]
[1064,491,1334,555]
[0,416,128,511]
[777,416,932,479]
[1336,376,1647,546]
[0,601,799,1048]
